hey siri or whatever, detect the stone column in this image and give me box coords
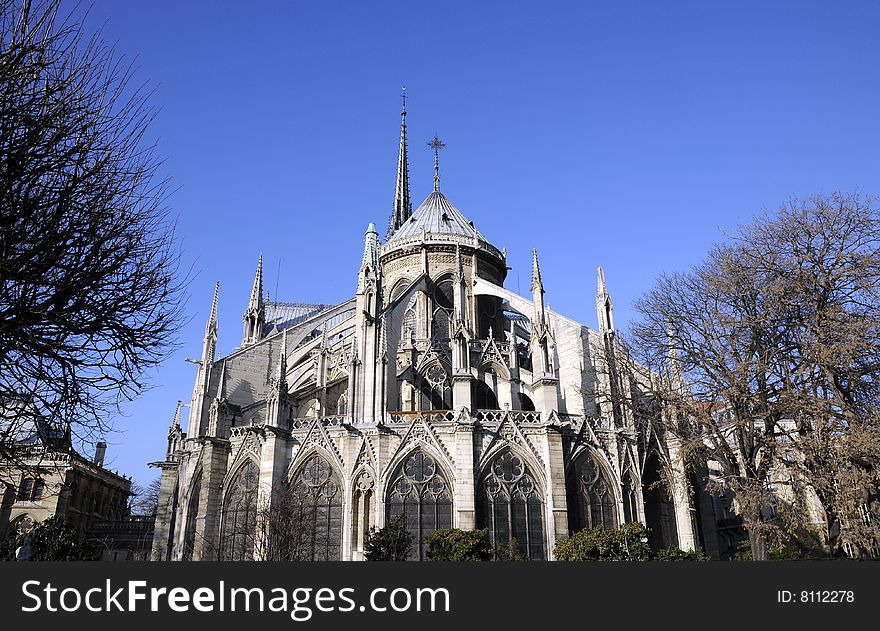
[254,427,289,560]
[149,462,179,561]
[452,374,473,410]
[453,413,476,530]
[542,424,569,559]
[193,438,230,561]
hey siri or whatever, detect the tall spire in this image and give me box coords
[206,281,219,336]
[531,249,547,329]
[531,249,544,294]
[166,400,184,459]
[171,400,182,430]
[428,135,445,192]
[248,253,263,312]
[596,267,614,333]
[243,254,265,345]
[387,89,412,239]
[266,330,289,428]
[361,223,380,273]
[202,281,220,363]
[278,329,288,381]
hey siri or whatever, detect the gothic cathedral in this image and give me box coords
[150,101,705,561]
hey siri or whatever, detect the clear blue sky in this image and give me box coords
[80,1,880,487]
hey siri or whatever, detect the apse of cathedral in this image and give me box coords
[150,100,708,562]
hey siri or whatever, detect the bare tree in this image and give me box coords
[254,481,326,561]
[0,0,186,470]
[741,194,880,556]
[624,192,880,559]
[129,476,161,516]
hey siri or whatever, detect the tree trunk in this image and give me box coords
[748,528,767,561]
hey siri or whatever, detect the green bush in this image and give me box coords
[731,540,820,561]
[653,547,709,561]
[554,522,652,561]
[364,515,413,561]
[426,529,492,561]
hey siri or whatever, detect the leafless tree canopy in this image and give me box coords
[622,193,880,558]
[129,476,161,516]
[0,1,185,460]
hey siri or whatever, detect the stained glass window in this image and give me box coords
[432,278,454,342]
[220,461,258,561]
[419,364,451,411]
[289,454,343,560]
[567,452,618,532]
[182,471,202,561]
[386,450,453,560]
[477,450,546,560]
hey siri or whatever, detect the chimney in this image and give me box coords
[94,441,107,467]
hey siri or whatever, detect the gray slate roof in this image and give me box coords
[387,190,489,243]
[263,302,334,335]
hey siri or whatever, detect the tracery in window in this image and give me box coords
[477,450,546,560]
[566,451,618,532]
[220,461,259,561]
[386,450,453,560]
[289,454,343,561]
[432,278,454,341]
[182,471,202,561]
[419,364,451,410]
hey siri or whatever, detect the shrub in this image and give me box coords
[426,529,492,561]
[364,515,412,561]
[653,547,709,561]
[554,523,652,561]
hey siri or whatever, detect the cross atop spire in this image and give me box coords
[387,90,412,239]
[428,135,445,192]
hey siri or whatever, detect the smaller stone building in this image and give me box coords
[0,412,133,544]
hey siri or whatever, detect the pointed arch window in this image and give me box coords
[472,379,498,410]
[386,450,453,560]
[431,307,451,342]
[419,363,451,410]
[432,278,454,341]
[220,461,259,561]
[288,454,343,560]
[477,450,546,560]
[335,392,348,416]
[401,294,417,341]
[518,392,536,411]
[390,279,412,303]
[182,471,202,561]
[567,452,618,533]
[622,471,639,523]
